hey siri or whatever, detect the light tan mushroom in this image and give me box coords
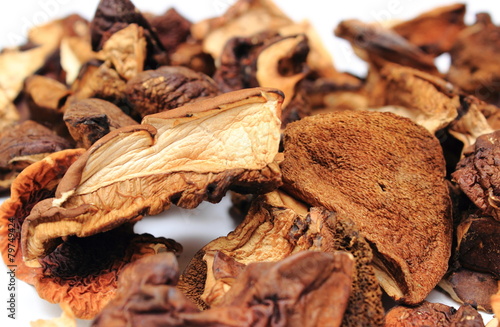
[21,88,284,265]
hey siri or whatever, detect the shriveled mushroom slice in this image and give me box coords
[22,88,284,264]
[452,131,500,221]
[90,0,168,67]
[365,63,459,134]
[334,19,437,73]
[0,121,74,193]
[191,0,293,62]
[125,66,221,117]
[456,215,500,277]
[63,98,137,148]
[95,24,147,81]
[93,251,354,327]
[145,8,192,57]
[447,14,500,106]
[390,3,466,56]
[60,36,96,85]
[0,149,84,282]
[439,268,498,313]
[384,301,485,327]
[280,111,453,305]
[179,190,385,327]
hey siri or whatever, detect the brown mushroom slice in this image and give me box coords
[90,0,168,67]
[0,90,19,134]
[439,268,498,313]
[191,0,293,62]
[146,8,192,57]
[125,66,221,117]
[384,301,485,327]
[0,121,74,193]
[452,131,500,221]
[390,3,466,56]
[93,251,354,327]
[0,149,84,283]
[60,36,96,85]
[22,88,284,264]
[447,14,500,106]
[456,215,500,277]
[280,111,453,305]
[334,19,438,73]
[35,224,181,319]
[365,63,459,134]
[179,190,385,327]
[63,98,138,148]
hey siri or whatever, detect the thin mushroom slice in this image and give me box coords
[22,87,284,265]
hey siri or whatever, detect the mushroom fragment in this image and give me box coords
[452,130,500,221]
[179,190,385,327]
[63,98,137,148]
[0,121,73,193]
[390,3,466,56]
[125,66,221,117]
[447,13,500,106]
[93,251,355,327]
[383,301,485,327]
[22,88,284,264]
[280,111,453,305]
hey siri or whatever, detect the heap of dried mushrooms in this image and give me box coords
[0,0,499,326]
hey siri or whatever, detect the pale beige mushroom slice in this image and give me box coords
[191,0,293,62]
[21,87,284,265]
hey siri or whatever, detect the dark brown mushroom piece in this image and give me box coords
[452,130,500,221]
[125,66,221,117]
[179,190,385,327]
[447,13,500,106]
[383,301,485,327]
[279,110,453,305]
[334,19,438,74]
[439,268,498,313]
[391,3,466,56]
[169,41,216,76]
[146,8,192,58]
[0,121,74,193]
[21,88,284,264]
[90,0,168,68]
[0,148,181,319]
[64,98,137,148]
[93,250,355,327]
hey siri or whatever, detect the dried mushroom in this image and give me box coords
[452,130,500,221]
[383,301,485,327]
[125,66,221,117]
[179,190,385,327]
[280,111,452,305]
[0,121,73,193]
[63,98,137,148]
[1,148,182,319]
[90,0,168,67]
[334,19,438,73]
[447,14,500,106]
[439,268,498,313]
[191,0,293,61]
[0,90,20,132]
[146,8,192,57]
[93,250,355,327]
[365,63,459,134]
[390,3,466,56]
[22,88,283,264]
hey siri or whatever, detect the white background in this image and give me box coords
[0,0,499,326]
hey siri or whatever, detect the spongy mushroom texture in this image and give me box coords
[22,88,283,263]
[280,110,453,305]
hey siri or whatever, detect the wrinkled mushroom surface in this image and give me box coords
[383,301,485,327]
[452,130,500,221]
[22,88,283,264]
[280,110,452,305]
[93,250,355,327]
[125,66,221,117]
[64,98,137,148]
[179,190,385,327]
